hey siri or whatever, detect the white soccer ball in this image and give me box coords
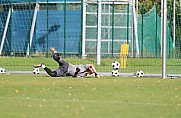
[0,67,6,74]
[33,68,39,74]
[112,61,120,69]
[112,70,119,77]
[135,70,144,77]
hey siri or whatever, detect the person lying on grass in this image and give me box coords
[34,47,100,78]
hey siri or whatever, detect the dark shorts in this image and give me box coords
[53,52,69,77]
[55,59,69,77]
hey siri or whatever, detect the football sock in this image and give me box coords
[54,50,58,53]
[44,67,57,77]
[41,64,46,69]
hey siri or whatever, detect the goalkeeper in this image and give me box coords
[34,47,100,78]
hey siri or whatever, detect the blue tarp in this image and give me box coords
[0,10,81,53]
[1,0,81,4]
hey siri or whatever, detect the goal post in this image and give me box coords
[26,3,39,56]
[97,0,102,65]
[0,8,11,56]
[161,0,167,79]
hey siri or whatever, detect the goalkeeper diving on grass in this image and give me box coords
[34,47,100,78]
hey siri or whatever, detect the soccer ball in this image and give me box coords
[112,61,120,69]
[0,67,6,74]
[33,68,39,74]
[112,70,119,77]
[135,70,144,77]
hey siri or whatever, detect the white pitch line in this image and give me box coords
[0,96,174,107]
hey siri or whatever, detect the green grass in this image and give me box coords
[1,57,181,74]
[0,74,181,118]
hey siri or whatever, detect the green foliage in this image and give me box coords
[138,0,154,14]
[138,0,180,15]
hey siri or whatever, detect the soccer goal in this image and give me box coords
[0,0,180,78]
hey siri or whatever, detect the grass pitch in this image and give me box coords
[1,57,181,74]
[0,74,181,118]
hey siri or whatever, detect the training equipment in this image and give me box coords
[112,70,119,77]
[0,67,6,74]
[112,61,120,77]
[120,43,129,69]
[135,70,144,77]
[112,61,120,70]
[33,68,39,74]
